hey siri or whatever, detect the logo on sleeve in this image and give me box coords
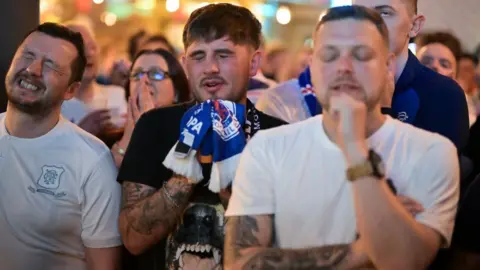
[28,165,67,198]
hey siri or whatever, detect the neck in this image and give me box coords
[75,79,95,102]
[322,106,386,146]
[5,103,60,138]
[395,46,410,81]
[239,96,248,106]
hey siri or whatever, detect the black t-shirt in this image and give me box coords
[118,100,285,270]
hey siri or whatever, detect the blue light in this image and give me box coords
[330,0,352,7]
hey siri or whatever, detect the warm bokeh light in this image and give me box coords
[104,12,117,26]
[93,0,104,4]
[166,0,180,12]
[276,6,291,25]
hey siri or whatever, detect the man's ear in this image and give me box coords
[249,50,262,77]
[409,13,426,38]
[64,81,80,101]
[387,52,396,77]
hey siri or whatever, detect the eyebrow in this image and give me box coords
[214,48,235,54]
[373,5,395,11]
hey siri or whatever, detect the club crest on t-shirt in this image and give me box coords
[29,165,66,198]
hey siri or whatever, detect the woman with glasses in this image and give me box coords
[111,49,191,167]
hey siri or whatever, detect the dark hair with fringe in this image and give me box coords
[126,49,190,103]
[416,31,462,61]
[23,22,86,83]
[316,5,390,48]
[183,3,262,50]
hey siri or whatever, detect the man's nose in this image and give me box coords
[26,58,43,77]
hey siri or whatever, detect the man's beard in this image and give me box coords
[321,89,380,113]
[6,85,62,118]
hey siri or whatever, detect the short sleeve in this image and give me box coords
[225,132,275,216]
[405,141,460,247]
[117,109,179,189]
[81,151,122,248]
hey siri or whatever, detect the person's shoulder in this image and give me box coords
[255,115,318,141]
[268,79,301,96]
[136,100,194,128]
[59,118,111,156]
[414,66,464,97]
[257,109,288,128]
[391,117,456,152]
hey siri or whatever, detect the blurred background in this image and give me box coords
[38,0,480,78]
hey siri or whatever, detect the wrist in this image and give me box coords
[344,141,368,166]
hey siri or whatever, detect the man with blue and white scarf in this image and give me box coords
[117,4,285,270]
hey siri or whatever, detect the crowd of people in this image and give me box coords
[1,0,480,269]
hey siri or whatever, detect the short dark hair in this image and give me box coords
[128,30,146,61]
[143,34,177,57]
[182,3,262,50]
[416,31,462,61]
[460,53,479,66]
[23,23,86,83]
[315,5,390,48]
[127,49,190,103]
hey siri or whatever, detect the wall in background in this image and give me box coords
[419,0,479,52]
[0,0,40,112]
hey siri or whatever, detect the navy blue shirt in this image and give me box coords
[298,55,469,150]
[391,50,469,151]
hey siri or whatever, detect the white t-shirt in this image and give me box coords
[0,113,122,270]
[226,115,459,249]
[255,79,311,123]
[62,83,127,127]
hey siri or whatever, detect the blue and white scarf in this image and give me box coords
[299,67,322,117]
[163,100,259,192]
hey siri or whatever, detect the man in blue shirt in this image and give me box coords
[257,0,469,150]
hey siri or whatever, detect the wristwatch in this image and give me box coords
[346,149,385,182]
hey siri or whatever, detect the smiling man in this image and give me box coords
[117,4,284,270]
[225,6,459,270]
[0,23,122,270]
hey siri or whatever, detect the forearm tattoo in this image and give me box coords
[225,216,352,270]
[121,175,194,236]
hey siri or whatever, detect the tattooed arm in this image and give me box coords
[224,215,370,270]
[118,175,194,255]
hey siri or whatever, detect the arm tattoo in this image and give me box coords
[121,182,156,210]
[121,175,194,236]
[243,245,352,270]
[225,215,353,270]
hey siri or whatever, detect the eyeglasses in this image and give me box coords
[130,69,170,81]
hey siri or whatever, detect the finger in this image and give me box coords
[129,96,141,121]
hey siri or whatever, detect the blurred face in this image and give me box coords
[353,0,417,55]
[5,31,78,115]
[417,43,457,78]
[292,50,312,79]
[458,58,476,81]
[130,54,176,107]
[310,19,393,112]
[68,25,98,82]
[182,36,260,103]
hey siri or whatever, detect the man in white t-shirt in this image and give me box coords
[0,23,122,270]
[224,6,459,270]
